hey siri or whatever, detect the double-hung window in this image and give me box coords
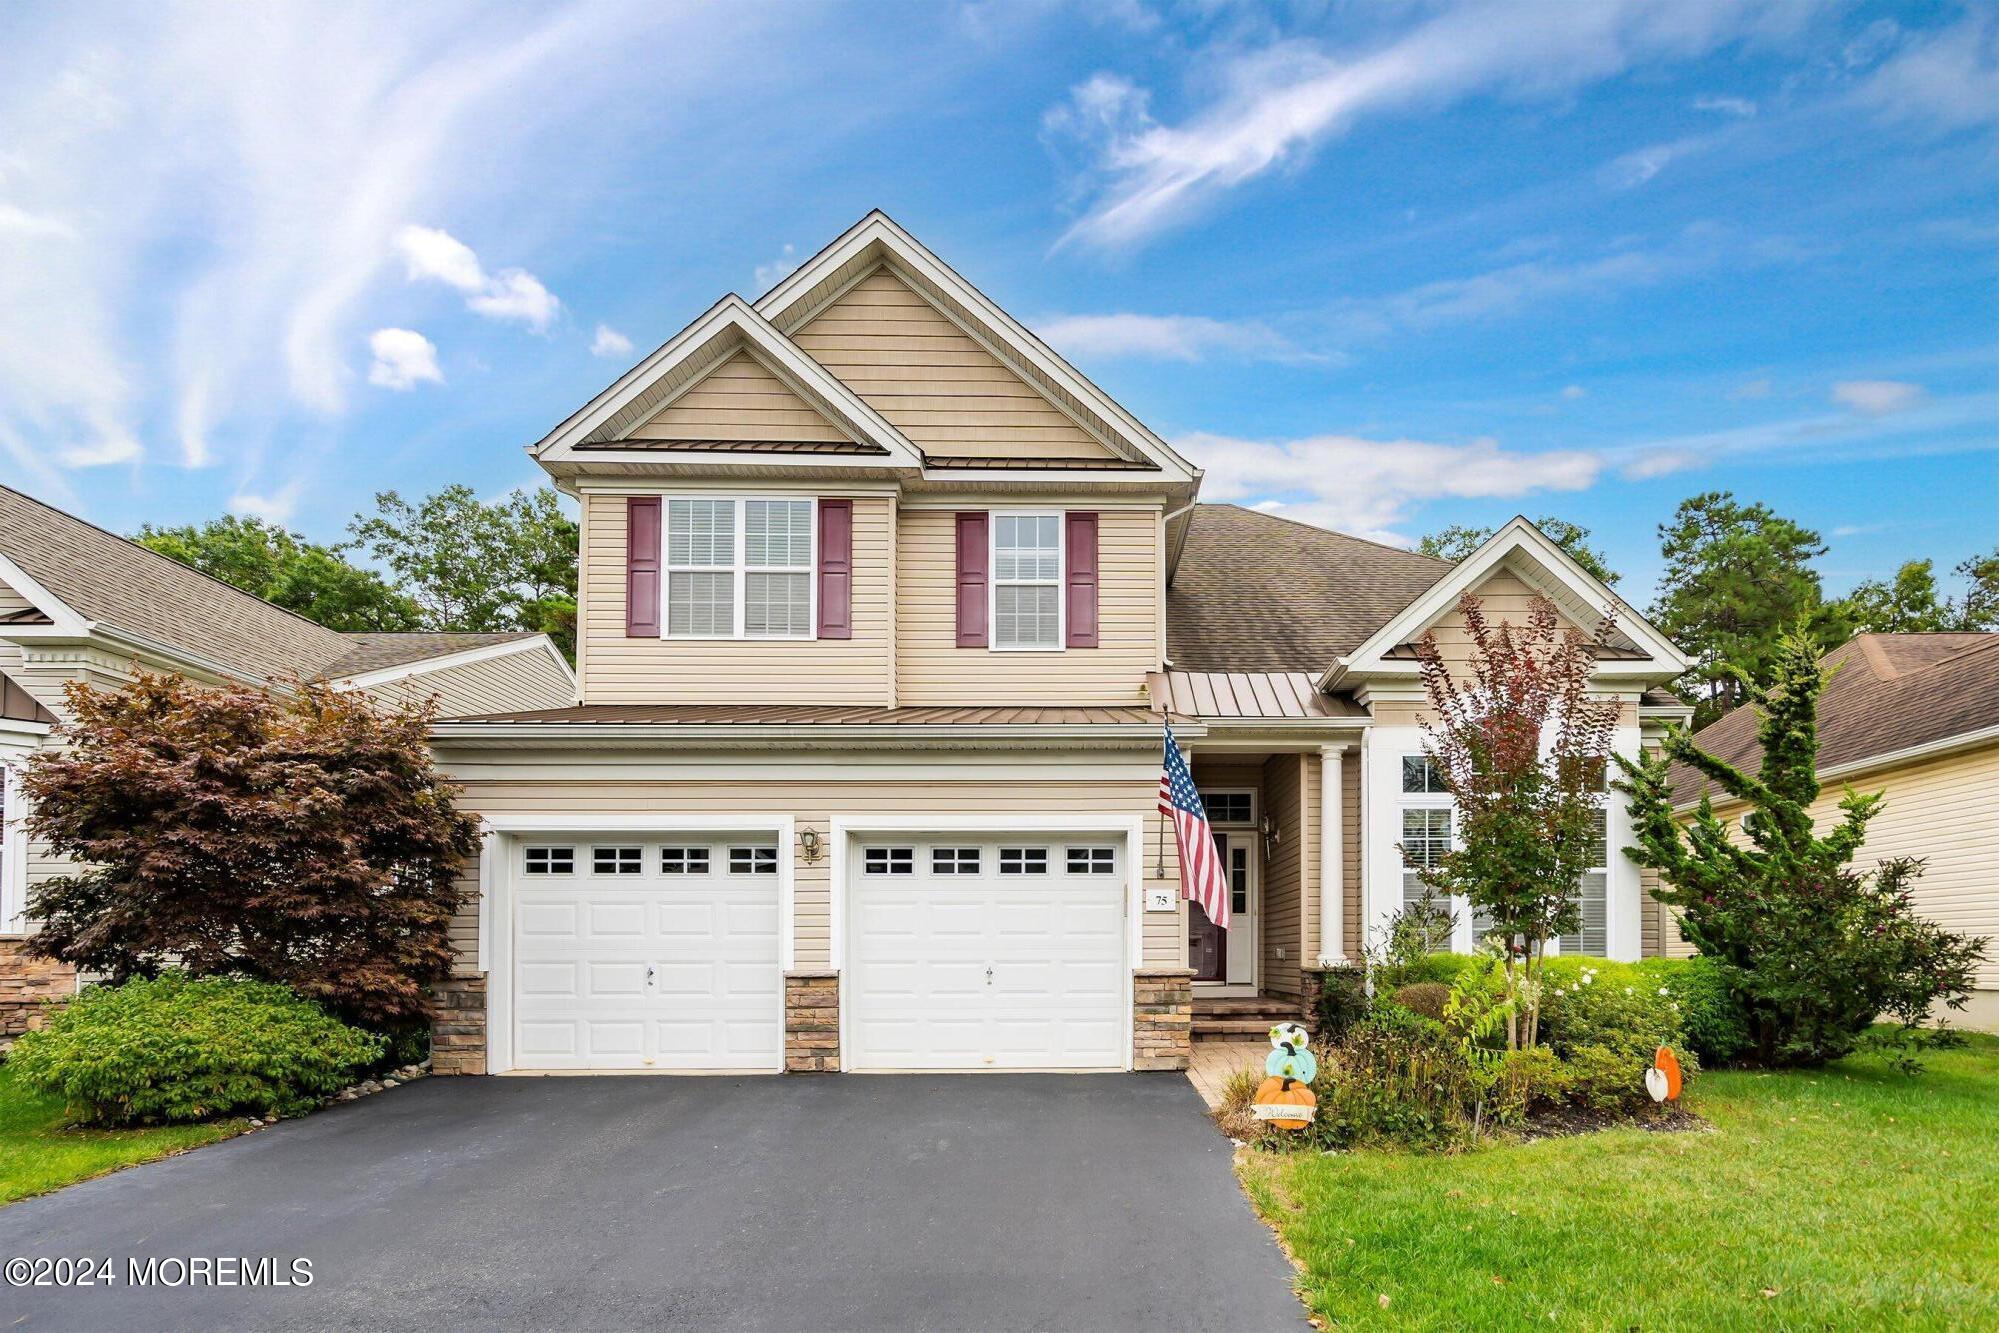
[992,513,1061,650]
[665,497,813,639]
[1399,756,1455,953]
[1561,770,1611,956]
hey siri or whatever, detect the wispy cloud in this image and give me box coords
[1857,11,1999,133]
[1831,379,1924,416]
[366,328,444,391]
[1036,312,1319,363]
[590,324,634,359]
[1048,0,1804,249]
[754,244,800,291]
[1178,429,1601,542]
[395,224,560,331]
[1691,93,1757,116]
[1600,135,1708,189]
[229,482,305,524]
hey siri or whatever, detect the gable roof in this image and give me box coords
[1167,505,1452,672]
[321,632,542,677]
[1671,632,1999,804]
[0,485,552,686]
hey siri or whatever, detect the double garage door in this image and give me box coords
[508,830,1128,1072]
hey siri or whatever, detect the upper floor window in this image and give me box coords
[665,497,813,640]
[992,513,1061,650]
[1401,756,1449,794]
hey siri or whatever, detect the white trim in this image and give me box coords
[753,211,1199,484]
[1671,722,1999,813]
[829,812,1145,1073]
[0,762,28,932]
[1318,743,1349,965]
[478,813,794,1075]
[988,508,1065,652]
[431,722,1181,748]
[0,551,92,637]
[334,636,574,692]
[1323,517,1688,689]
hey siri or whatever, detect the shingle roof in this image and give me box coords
[1167,504,1452,673]
[1670,632,1999,804]
[0,486,537,684]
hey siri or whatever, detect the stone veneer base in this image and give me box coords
[431,974,488,1076]
[785,969,840,1072]
[1133,968,1194,1071]
[0,938,77,1048]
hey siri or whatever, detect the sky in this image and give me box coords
[1,0,1995,602]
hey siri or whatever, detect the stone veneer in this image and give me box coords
[430,974,488,1076]
[0,938,76,1047]
[785,969,840,1072]
[1132,968,1194,1071]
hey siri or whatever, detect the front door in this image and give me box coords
[1188,832,1256,987]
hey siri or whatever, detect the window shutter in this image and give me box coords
[1065,511,1099,648]
[954,511,988,648]
[626,497,661,638]
[816,498,852,640]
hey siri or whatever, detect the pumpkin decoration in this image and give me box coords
[1653,1045,1684,1100]
[1252,1075,1317,1130]
[1268,1021,1311,1050]
[1265,1042,1319,1083]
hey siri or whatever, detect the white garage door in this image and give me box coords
[847,836,1127,1071]
[512,838,782,1070]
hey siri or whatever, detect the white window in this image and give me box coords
[1400,754,1456,952]
[729,845,779,875]
[660,846,710,875]
[999,847,1048,875]
[1066,845,1116,875]
[665,497,814,640]
[932,847,981,875]
[865,846,914,875]
[1401,756,1449,795]
[593,846,643,876]
[524,845,576,875]
[1203,791,1254,826]
[992,513,1062,650]
[1560,809,1610,957]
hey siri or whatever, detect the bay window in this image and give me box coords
[665,497,814,639]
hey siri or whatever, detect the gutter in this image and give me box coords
[429,720,1197,748]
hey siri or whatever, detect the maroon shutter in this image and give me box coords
[817,498,852,640]
[626,496,661,638]
[955,511,988,648]
[1065,511,1099,648]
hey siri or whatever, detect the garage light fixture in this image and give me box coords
[798,828,821,863]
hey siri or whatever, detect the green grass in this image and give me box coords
[1240,1033,1999,1331]
[0,1061,242,1205]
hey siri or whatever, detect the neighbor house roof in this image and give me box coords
[1166,505,1452,673]
[0,486,538,685]
[1670,632,1999,804]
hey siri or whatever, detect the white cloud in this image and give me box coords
[228,482,304,524]
[1036,312,1316,363]
[366,327,443,391]
[754,244,799,291]
[1691,94,1757,116]
[1831,379,1925,416]
[1858,12,1999,133]
[1729,377,1772,400]
[57,427,143,468]
[1177,429,1601,542]
[1049,1,1806,249]
[0,203,73,238]
[1560,384,1587,400]
[591,323,634,359]
[394,223,560,331]
[1600,136,1706,189]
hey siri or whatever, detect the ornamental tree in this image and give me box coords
[1616,630,1985,1067]
[1413,592,1619,1050]
[23,674,480,1031]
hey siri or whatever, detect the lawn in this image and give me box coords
[0,1060,242,1205]
[1239,1032,1999,1330]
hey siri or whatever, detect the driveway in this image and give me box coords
[0,1073,1305,1331]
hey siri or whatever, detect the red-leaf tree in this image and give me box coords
[1413,593,1620,1049]
[22,674,479,1031]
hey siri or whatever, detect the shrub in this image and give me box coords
[1375,952,1481,990]
[1212,1068,1268,1143]
[1560,1044,1653,1112]
[8,974,384,1126]
[1540,957,1701,1111]
[1392,982,1451,1022]
[1308,1021,1473,1152]
[1637,957,1749,1065]
[1312,963,1370,1042]
[1495,1044,1568,1122]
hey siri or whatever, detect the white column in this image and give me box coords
[1317,743,1349,965]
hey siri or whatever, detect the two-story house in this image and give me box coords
[425,212,1695,1077]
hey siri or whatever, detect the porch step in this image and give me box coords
[1191,994,1303,1040]
[1193,1018,1292,1039]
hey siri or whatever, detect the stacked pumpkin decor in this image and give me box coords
[1251,1021,1317,1130]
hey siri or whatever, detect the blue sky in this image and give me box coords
[1,1,1994,600]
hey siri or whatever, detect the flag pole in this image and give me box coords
[1156,723,1168,878]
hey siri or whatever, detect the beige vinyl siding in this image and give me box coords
[1259,754,1311,999]
[1415,569,1591,677]
[446,775,1182,973]
[895,507,1159,707]
[0,582,37,620]
[365,647,574,718]
[577,492,895,705]
[1691,742,1999,987]
[626,350,853,443]
[793,268,1116,460]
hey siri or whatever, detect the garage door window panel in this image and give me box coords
[933,847,982,875]
[729,845,778,875]
[524,846,576,875]
[999,847,1048,875]
[594,846,643,876]
[659,846,711,875]
[1066,846,1117,874]
[864,846,914,875]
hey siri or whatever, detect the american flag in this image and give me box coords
[1159,724,1228,930]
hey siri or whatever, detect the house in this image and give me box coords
[0,484,577,1037]
[1668,632,1999,1031]
[421,211,1693,1078]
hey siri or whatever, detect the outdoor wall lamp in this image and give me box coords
[1259,813,1281,858]
[799,828,822,863]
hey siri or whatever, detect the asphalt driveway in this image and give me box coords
[0,1073,1305,1331]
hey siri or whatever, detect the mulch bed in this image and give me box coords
[1511,1102,1707,1142]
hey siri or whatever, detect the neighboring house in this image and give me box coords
[1668,632,1999,1031]
[421,211,1693,1078]
[0,484,577,1038]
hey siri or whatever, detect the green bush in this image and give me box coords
[1307,1021,1473,1151]
[1560,1044,1654,1112]
[1636,956,1750,1065]
[1392,982,1451,1021]
[1495,1044,1568,1122]
[1374,952,1481,990]
[1311,963,1370,1042]
[8,973,384,1126]
[1539,957,1701,1111]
